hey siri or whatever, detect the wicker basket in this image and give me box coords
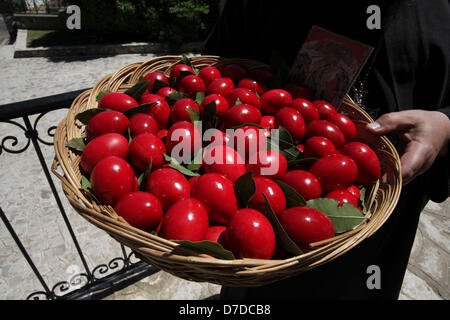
[52,55,402,287]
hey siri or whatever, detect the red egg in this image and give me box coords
[160,198,209,242]
[114,191,163,231]
[280,170,322,200]
[85,110,129,140]
[247,149,288,180]
[248,177,287,217]
[191,173,238,224]
[203,145,247,183]
[227,208,276,259]
[145,168,191,211]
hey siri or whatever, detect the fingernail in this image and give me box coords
[367,122,381,130]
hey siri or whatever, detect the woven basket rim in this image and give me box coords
[52,55,402,286]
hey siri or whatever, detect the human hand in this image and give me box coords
[366,110,450,185]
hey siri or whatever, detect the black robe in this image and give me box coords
[202,0,450,299]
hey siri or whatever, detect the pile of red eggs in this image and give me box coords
[75,60,381,259]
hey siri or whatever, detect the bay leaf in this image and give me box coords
[201,100,218,131]
[138,159,153,191]
[179,55,200,75]
[279,145,302,161]
[163,153,200,177]
[268,126,302,161]
[123,102,155,118]
[234,171,256,208]
[127,127,132,144]
[81,175,91,190]
[75,108,110,125]
[306,198,365,234]
[96,90,110,102]
[277,125,294,145]
[168,163,201,177]
[186,148,203,171]
[124,80,150,101]
[274,179,306,207]
[195,91,205,106]
[262,194,303,256]
[165,91,189,107]
[287,157,318,168]
[67,137,86,152]
[180,54,192,67]
[177,240,235,260]
[187,108,200,123]
[151,79,170,94]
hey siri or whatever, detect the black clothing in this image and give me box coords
[202,0,450,299]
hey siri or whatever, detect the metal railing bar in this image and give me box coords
[0,207,54,300]
[22,115,93,279]
[0,89,89,121]
[1,91,163,299]
[120,244,129,265]
[61,262,160,300]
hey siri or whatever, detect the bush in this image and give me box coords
[0,0,27,14]
[66,0,219,44]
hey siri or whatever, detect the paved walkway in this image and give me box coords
[0,42,448,300]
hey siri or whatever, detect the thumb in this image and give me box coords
[366,111,416,135]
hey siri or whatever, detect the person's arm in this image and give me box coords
[366,0,450,199]
[366,109,450,186]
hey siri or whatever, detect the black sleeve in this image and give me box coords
[204,0,450,202]
[201,0,248,58]
[417,0,450,203]
[201,1,290,64]
[364,0,450,203]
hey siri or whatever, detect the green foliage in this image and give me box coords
[0,0,26,14]
[67,0,219,44]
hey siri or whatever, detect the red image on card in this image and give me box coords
[288,26,373,107]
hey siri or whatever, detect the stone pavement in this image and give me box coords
[0,42,448,300]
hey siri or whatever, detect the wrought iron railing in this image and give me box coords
[0,90,160,300]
